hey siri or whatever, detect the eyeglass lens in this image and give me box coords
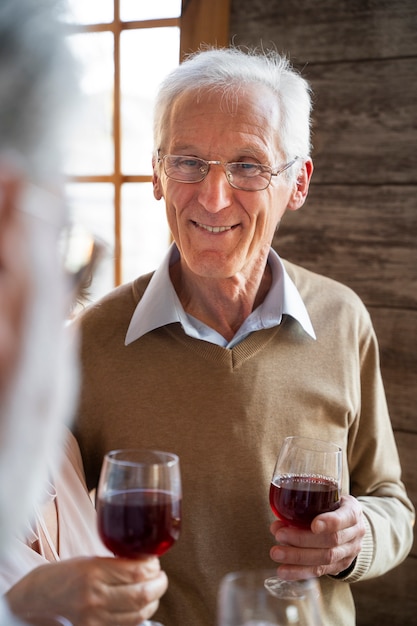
[162,155,272,191]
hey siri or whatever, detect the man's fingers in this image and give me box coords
[311,495,364,534]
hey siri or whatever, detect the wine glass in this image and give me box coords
[96,449,182,626]
[266,436,342,596]
[218,569,324,626]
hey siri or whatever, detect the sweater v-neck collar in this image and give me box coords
[164,321,290,371]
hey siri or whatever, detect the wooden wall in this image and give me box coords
[229,1,417,624]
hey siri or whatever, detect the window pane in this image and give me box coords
[121,183,170,282]
[121,28,180,175]
[64,0,113,24]
[120,0,181,21]
[66,183,115,304]
[65,32,114,176]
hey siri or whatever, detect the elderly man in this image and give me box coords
[75,47,415,626]
[0,1,167,624]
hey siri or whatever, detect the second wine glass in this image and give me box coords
[96,449,182,626]
[266,436,342,597]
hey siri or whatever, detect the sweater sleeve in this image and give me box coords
[341,318,415,582]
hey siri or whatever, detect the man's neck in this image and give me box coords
[169,259,272,342]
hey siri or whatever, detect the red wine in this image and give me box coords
[97,489,181,558]
[269,474,340,529]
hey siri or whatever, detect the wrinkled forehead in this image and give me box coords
[160,83,282,154]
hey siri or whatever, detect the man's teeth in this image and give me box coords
[197,222,232,233]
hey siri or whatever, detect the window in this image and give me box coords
[63,0,231,305]
[64,0,181,303]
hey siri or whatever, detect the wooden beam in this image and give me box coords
[180,0,231,58]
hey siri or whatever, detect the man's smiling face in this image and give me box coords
[153,84,295,281]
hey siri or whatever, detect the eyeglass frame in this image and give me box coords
[157,151,299,192]
[19,183,106,302]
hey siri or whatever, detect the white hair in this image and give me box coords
[153,46,313,179]
[0,191,79,553]
[0,0,78,182]
[0,0,79,554]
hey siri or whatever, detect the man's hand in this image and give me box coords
[6,556,168,626]
[270,495,366,579]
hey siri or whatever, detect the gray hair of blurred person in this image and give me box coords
[0,0,77,181]
[153,46,312,182]
[0,0,79,555]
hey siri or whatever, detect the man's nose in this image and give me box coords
[197,164,233,212]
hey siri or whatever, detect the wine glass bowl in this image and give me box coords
[269,436,342,530]
[96,449,181,559]
[96,449,181,626]
[265,436,342,603]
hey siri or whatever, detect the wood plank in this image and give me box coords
[372,310,417,430]
[394,432,417,556]
[180,0,231,57]
[275,185,417,309]
[352,556,417,625]
[304,59,417,185]
[371,309,417,434]
[230,0,417,62]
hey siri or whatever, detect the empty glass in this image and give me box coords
[218,570,324,626]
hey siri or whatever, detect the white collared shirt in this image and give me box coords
[125,243,316,348]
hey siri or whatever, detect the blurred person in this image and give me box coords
[0,1,166,624]
[74,47,415,626]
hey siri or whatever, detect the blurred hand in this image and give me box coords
[270,494,366,579]
[6,556,168,626]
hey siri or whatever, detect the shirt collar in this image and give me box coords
[125,243,315,346]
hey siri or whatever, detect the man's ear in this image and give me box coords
[287,158,313,212]
[152,156,164,201]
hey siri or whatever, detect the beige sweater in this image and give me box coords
[75,259,414,626]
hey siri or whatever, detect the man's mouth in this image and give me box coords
[193,221,236,233]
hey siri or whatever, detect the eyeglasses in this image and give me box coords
[158,153,299,191]
[59,223,105,299]
[19,183,106,303]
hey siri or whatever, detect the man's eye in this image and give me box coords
[231,162,261,174]
[177,158,201,169]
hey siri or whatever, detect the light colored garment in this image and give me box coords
[125,243,315,347]
[0,597,26,626]
[0,430,109,595]
[75,256,415,626]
